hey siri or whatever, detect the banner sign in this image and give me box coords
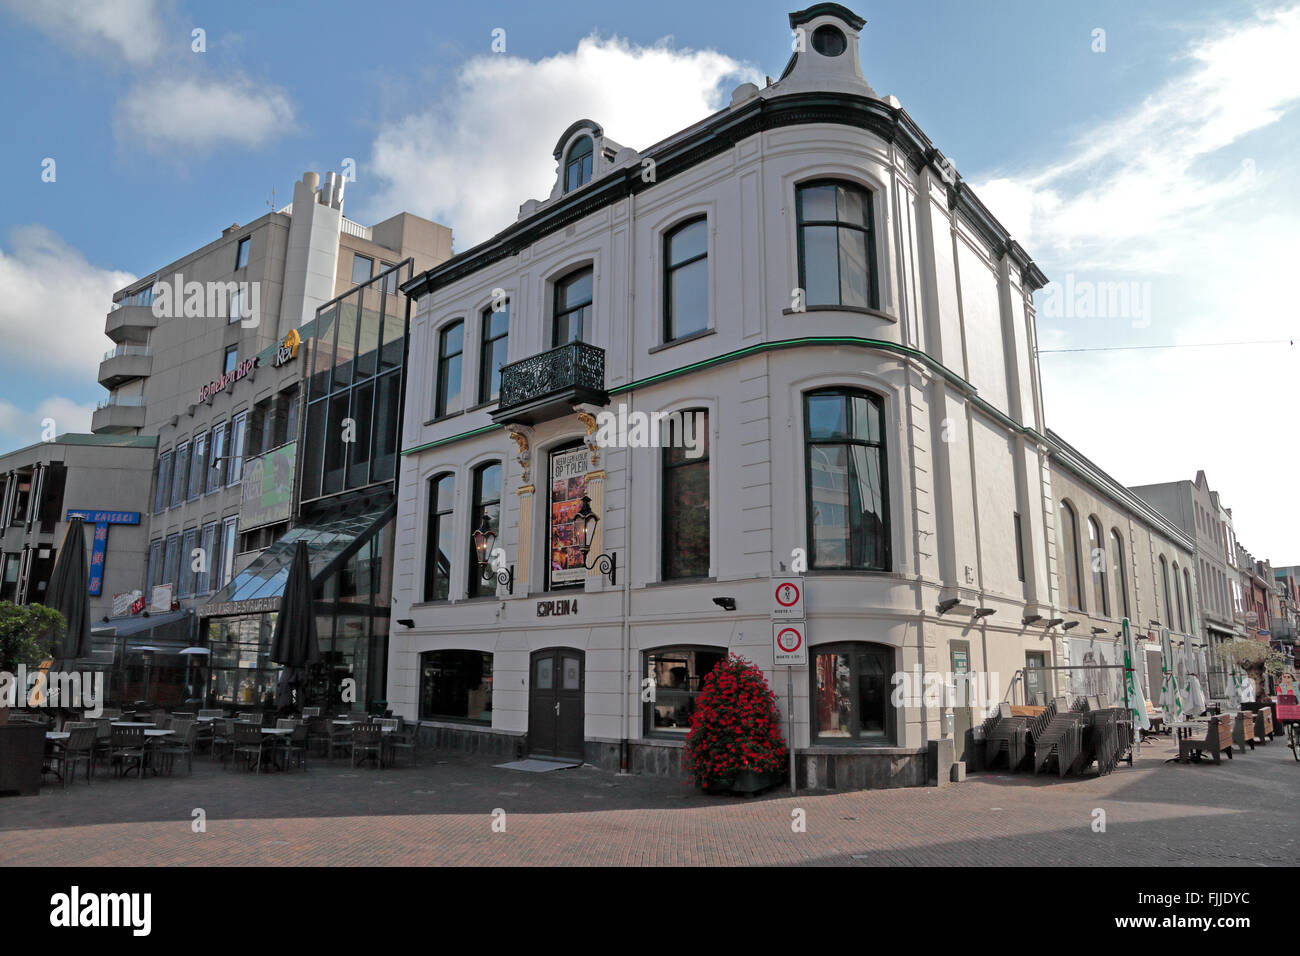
[239,442,297,530]
[548,446,591,587]
[66,509,141,597]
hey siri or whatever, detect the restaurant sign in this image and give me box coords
[198,356,257,404]
[272,329,301,368]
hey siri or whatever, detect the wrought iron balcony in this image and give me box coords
[492,341,608,425]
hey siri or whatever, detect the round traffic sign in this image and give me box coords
[775,582,801,607]
[776,627,803,653]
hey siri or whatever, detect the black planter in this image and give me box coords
[730,770,776,795]
[0,723,47,797]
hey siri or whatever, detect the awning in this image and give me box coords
[199,499,394,617]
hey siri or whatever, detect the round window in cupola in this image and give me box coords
[811,24,847,57]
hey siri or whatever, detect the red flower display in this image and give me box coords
[684,654,788,789]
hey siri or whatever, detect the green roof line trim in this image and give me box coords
[400,336,1050,458]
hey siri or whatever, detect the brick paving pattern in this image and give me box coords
[1,734,1296,865]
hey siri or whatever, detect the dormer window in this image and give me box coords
[564,136,594,192]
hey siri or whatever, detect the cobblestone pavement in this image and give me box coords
[1,733,1296,866]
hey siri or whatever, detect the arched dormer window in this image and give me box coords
[564,136,593,193]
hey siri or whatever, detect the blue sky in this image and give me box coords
[1,0,1298,559]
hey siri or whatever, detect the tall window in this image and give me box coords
[207,422,227,493]
[812,642,894,743]
[1059,501,1083,611]
[564,135,593,192]
[419,650,493,723]
[661,410,709,579]
[178,528,198,598]
[1159,555,1173,627]
[146,539,162,592]
[645,647,725,735]
[664,217,708,341]
[1111,529,1130,619]
[197,522,218,595]
[219,516,238,588]
[435,320,463,417]
[234,235,250,270]
[423,473,455,602]
[351,254,373,285]
[1088,516,1109,617]
[170,441,190,508]
[153,451,172,514]
[1173,562,1186,632]
[467,462,501,598]
[1184,568,1195,634]
[162,533,181,591]
[1013,512,1025,583]
[226,411,247,485]
[478,301,509,405]
[804,389,889,570]
[553,268,592,345]
[795,180,878,310]
[188,432,206,500]
[224,346,238,373]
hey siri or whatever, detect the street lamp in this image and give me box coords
[471,511,514,595]
[575,494,617,585]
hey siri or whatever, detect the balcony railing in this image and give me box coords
[103,345,152,361]
[96,394,146,410]
[493,341,608,425]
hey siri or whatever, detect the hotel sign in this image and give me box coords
[272,329,301,368]
[198,356,257,404]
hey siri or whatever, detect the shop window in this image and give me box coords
[644,647,725,736]
[423,473,455,602]
[812,642,895,743]
[661,409,709,579]
[419,650,493,723]
[804,388,889,570]
[467,461,501,598]
[795,179,878,310]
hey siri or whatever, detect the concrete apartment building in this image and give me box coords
[1045,432,1198,705]
[380,3,1199,790]
[0,434,156,624]
[1130,472,1244,697]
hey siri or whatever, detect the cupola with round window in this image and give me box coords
[782,4,876,97]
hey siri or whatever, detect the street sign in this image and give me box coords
[773,622,808,666]
[771,577,805,619]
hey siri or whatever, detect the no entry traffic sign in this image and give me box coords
[772,622,807,666]
[771,577,805,619]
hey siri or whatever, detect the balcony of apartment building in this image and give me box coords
[98,344,153,389]
[105,288,158,343]
[91,393,146,433]
[490,341,608,426]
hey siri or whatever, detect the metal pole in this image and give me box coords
[788,667,796,795]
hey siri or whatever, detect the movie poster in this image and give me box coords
[549,446,591,587]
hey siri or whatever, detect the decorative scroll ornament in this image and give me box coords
[574,409,600,466]
[505,424,533,481]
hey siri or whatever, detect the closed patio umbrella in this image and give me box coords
[270,541,319,709]
[47,515,91,663]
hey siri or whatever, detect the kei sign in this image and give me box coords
[773,622,808,666]
[771,577,805,619]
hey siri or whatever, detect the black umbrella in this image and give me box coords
[270,540,320,670]
[47,515,90,662]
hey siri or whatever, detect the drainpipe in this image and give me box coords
[618,187,637,774]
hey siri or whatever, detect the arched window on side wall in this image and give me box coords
[1159,555,1173,627]
[1183,567,1195,634]
[1059,501,1083,611]
[423,472,455,602]
[1111,529,1130,619]
[1088,516,1109,617]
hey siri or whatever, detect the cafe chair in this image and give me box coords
[231,722,267,773]
[350,723,384,769]
[109,726,148,780]
[49,727,98,787]
[156,719,197,776]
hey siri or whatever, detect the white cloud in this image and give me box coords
[118,74,296,151]
[0,225,133,374]
[0,0,165,66]
[365,34,759,249]
[0,396,96,451]
[971,6,1300,560]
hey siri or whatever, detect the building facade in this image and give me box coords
[1130,472,1243,697]
[383,3,1131,788]
[1046,433,1199,705]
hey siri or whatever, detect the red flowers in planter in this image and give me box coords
[685,654,788,789]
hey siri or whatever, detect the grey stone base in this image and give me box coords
[797,748,927,790]
[415,721,525,759]
[587,738,688,777]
